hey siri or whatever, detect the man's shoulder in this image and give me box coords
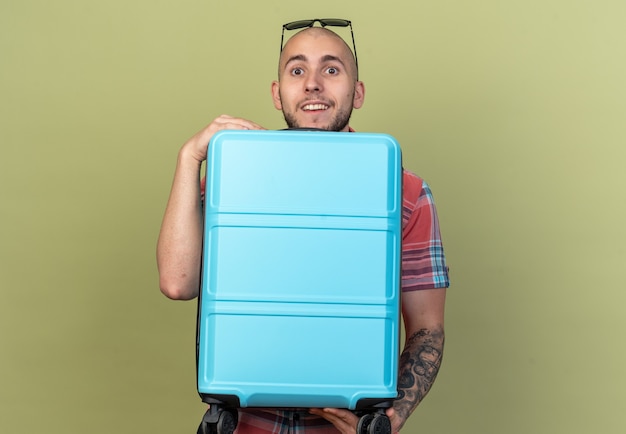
[403,169,424,198]
[403,168,423,182]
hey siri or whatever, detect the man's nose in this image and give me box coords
[304,72,322,92]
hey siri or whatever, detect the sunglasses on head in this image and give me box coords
[280,18,359,77]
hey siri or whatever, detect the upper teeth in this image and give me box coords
[303,104,328,111]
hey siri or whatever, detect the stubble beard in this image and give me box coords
[281,94,354,132]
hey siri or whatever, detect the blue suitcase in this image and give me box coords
[196,130,402,434]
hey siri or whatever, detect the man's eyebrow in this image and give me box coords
[284,54,308,66]
[320,54,346,66]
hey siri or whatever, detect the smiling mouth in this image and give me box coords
[302,103,329,111]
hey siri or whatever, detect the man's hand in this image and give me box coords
[385,407,403,434]
[181,114,265,163]
[309,408,359,434]
[310,408,403,434]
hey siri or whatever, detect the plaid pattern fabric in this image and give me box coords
[235,409,339,434]
[401,171,450,291]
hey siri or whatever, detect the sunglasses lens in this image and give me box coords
[284,20,315,30]
[320,19,350,27]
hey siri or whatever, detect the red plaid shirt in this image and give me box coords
[400,170,449,291]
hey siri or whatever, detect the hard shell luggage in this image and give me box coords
[196,130,402,434]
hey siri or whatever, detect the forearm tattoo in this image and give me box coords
[394,326,445,424]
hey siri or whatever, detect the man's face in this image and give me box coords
[272,29,365,132]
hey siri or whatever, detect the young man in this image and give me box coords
[157,23,449,434]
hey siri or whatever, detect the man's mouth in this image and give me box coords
[302,103,329,111]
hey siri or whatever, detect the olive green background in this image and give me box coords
[1,0,625,433]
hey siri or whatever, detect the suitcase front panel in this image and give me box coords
[207,131,400,217]
[197,307,397,408]
[204,225,399,303]
[198,130,402,410]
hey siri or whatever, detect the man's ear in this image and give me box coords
[271,81,282,110]
[352,81,366,109]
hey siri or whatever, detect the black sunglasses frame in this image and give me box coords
[280,18,359,78]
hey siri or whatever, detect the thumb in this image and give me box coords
[385,407,402,434]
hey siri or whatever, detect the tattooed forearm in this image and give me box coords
[394,326,445,425]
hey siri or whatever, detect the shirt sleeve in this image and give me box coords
[200,176,206,207]
[401,171,450,291]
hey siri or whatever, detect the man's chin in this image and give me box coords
[298,123,331,131]
[283,112,350,132]
[285,119,331,131]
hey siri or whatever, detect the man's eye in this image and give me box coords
[326,67,338,74]
[292,68,304,75]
